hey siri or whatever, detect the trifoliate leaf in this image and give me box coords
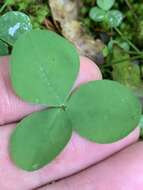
[67,80,141,143]
[0,40,9,56]
[10,109,72,171]
[0,11,32,45]
[89,7,106,22]
[97,0,115,11]
[106,10,123,27]
[10,30,79,106]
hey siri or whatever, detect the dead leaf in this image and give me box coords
[49,0,105,62]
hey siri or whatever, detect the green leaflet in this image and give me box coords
[0,11,32,45]
[0,40,9,56]
[89,7,106,22]
[10,109,72,171]
[10,30,79,106]
[106,10,123,27]
[97,0,115,11]
[67,80,142,143]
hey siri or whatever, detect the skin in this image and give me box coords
[42,142,143,190]
[0,56,141,190]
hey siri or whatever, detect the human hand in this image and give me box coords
[0,56,141,190]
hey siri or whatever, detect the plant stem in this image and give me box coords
[114,27,141,54]
[0,38,13,47]
[125,51,143,55]
[103,55,143,68]
[124,0,132,9]
[124,0,138,20]
[111,55,143,65]
[0,2,8,13]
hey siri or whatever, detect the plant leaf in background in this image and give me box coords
[67,80,141,143]
[0,40,9,56]
[10,30,79,105]
[112,46,143,100]
[97,0,115,11]
[106,10,123,27]
[89,7,123,28]
[108,39,130,53]
[89,7,106,22]
[0,11,32,45]
[10,109,72,171]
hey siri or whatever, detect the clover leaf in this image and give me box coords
[97,0,115,11]
[9,29,142,171]
[89,0,123,28]
[89,7,106,22]
[0,11,32,45]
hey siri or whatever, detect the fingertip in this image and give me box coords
[80,56,102,80]
[0,56,9,64]
[74,56,102,88]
